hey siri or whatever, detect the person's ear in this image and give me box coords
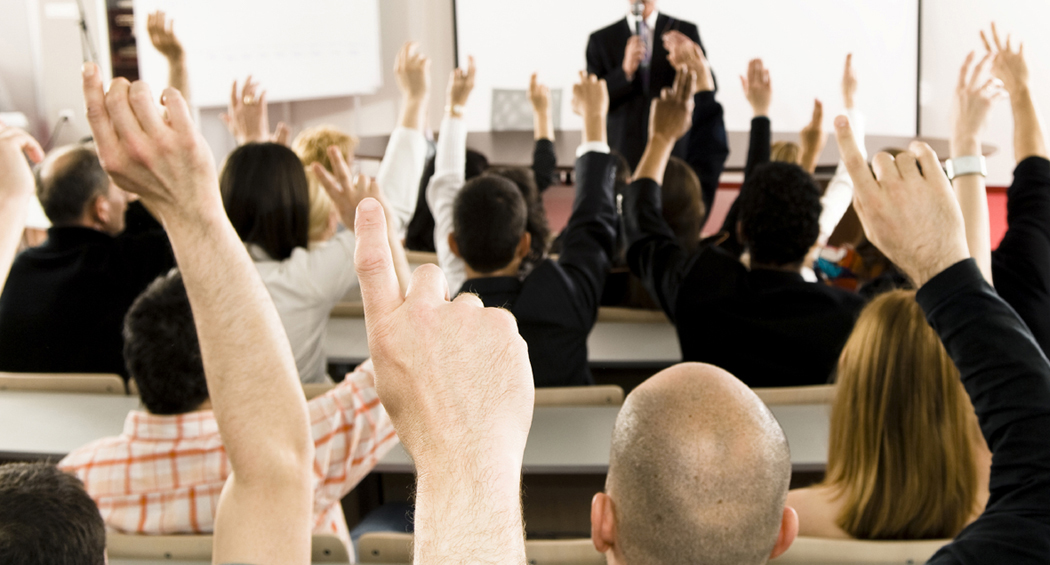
[448,232,463,258]
[591,492,618,554]
[92,194,111,227]
[517,232,532,259]
[768,506,799,560]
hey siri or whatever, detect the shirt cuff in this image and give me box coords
[577,141,611,157]
[915,258,984,315]
[435,116,467,176]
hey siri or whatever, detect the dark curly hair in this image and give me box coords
[489,166,550,266]
[123,270,209,415]
[736,162,822,266]
[453,175,528,274]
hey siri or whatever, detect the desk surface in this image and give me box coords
[325,317,682,368]
[0,391,827,472]
[356,131,997,172]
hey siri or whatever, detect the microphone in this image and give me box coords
[631,1,646,33]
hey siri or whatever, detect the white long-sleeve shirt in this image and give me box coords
[427,115,470,294]
[818,109,866,247]
[376,126,429,239]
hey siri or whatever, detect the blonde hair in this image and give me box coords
[823,290,981,540]
[770,141,801,165]
[291,126,359,243]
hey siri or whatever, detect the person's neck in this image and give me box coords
[750,261,804,274]
[465,261,521,280]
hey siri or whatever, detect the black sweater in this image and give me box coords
[920,259,1050,563]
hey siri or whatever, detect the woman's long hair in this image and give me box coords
[823,289,983,540]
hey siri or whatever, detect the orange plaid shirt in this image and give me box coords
[58,360,397,560]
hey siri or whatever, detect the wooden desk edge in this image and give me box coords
[332,301,669,324]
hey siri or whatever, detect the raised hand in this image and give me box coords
[649,66,697,143]
[952,50,1003,156]
[740,58,772,117]
[446,56,476,113]
[394,41,430,132]
[311,146,376,230]
[220,77,286,145]
[667,36,714,93]
[623,36,646,81]
[799,99,826,173]
[842,54,858,110]
[982,23,1027,96]
[530,73,554,141]
[0,126,44,203]
[835,115,969,287]
[572,71,609,145]
[147,11,183,60]
[353,197,532,563]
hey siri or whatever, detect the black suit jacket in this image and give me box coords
[586,14,709,168]
[459,152,618,387]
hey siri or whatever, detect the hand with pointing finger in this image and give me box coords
[799,99,826,173]
[835,115,969,287]
[649,65,697,144]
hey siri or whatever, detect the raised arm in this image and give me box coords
[741,58,772,180]
[529,73,558,193]
[220,77,289,146]
[818,54,865,247]
[82,64,313,565]
[354,197,533,564]
[951,50,1002,284]
[835,102,1050,565]
[986,24,1050,357]
[799,99,826,173]
[624,67,698,319]
[146,11,190,104]
[0,127,44,295]
[427,57,474,294]
[555,72,618,315]
[669,39,728,218]
[376,42,431,238]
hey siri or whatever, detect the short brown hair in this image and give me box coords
[824,290,983,539]
[292,126,360,242]
[660,157,705,253]
[35,144,110,226]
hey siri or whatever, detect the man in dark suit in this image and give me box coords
[586,0,711,168]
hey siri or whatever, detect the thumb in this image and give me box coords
[355,198,403,326]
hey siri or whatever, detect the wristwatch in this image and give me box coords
[945,155,987,181]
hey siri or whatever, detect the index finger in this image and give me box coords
[811,99,823,124]
[355,198,403,323]
[81,63,119,156]
[980,30,993,53]
[834,114,877,192]
[991,22,1004,51]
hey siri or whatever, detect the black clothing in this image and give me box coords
[0,216,174,378]
[719,116,771,257]
[918,260,1050,564]
[624,177,864,387]
[992,156,1050,356]
[684,91,730,224]
[459,152,618,387]
[533,138,557,194]
[586,14,709,169]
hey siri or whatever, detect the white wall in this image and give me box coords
[920,0,1050,186]
[0,0,455,164]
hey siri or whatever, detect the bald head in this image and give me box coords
[607,363,791,565]
[36,144,110,227]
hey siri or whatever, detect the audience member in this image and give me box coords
[0,125,44,294]
[82,60,317,565]
[429,61,619,387]
[529,72,559,193]
[404,148,489,252]
[292,125,356,244]
[624,67,863,387]
[0,143,175,378]
[0,462,106,565]
[59,270,398,556]
[788,289,990,539]
[220,76,290,145]
[146,11,190,103]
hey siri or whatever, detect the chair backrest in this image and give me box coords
[491,89,563,132]
[356,533,603,565]
[0,372,126,395]
[774,536,952,563]
[534,385,624,406]
[303,382,335,400]
[752,384,836,406]
[106,532,350,562]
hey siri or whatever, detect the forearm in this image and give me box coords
[0,192,30,293]
[952,136,993,283]
[633,135,676,183]
[376,127,429,237]
[745,117,771,180]
[799,141,822,173]
[1011,87,1049,163]
[167,56,190,103]
[399,95,429,132]
[164,209,313,478]
[533,107,554,141]
[414,454,526,565]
